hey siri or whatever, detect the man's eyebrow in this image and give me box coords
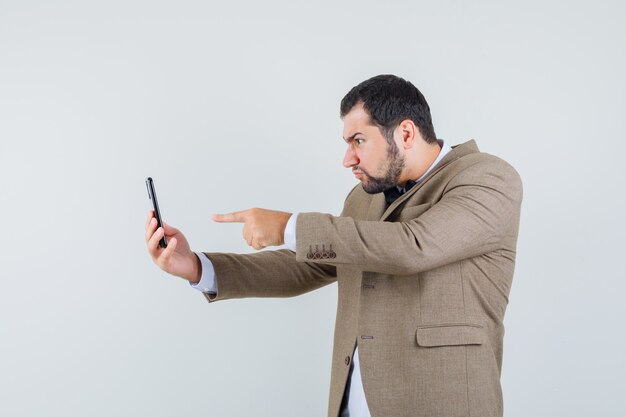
[343,132,364,143]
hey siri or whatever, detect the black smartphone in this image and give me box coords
[145,177,167,248]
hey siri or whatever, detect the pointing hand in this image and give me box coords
[212,208,292,250]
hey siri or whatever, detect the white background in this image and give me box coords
[1,1,625,416]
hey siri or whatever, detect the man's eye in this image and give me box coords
[355,139,364,145]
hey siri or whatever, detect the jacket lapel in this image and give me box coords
[366,192,387,221]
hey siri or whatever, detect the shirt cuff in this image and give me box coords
[190,252,218,294]
[284,212,298,252]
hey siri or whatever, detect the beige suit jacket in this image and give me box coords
[202,139,523,417]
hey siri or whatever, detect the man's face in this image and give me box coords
[342,104,405,194]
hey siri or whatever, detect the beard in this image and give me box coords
[358,141,406,194]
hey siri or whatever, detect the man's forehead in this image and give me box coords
[342,105,375,139]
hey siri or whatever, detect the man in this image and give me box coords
[145,74,523,417]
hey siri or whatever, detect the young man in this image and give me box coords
[145,74,523,417]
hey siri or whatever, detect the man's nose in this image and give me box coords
[343,147,359,168]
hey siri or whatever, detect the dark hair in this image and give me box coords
[340,74,437,144]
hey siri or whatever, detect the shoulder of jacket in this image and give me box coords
[447,150,520,178]
[343,183,361,204]
[445,151,523,198]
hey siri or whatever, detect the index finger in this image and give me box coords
[212,210,248,223]
[145,210,155,229]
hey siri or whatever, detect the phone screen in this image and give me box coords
[145,177,167,248]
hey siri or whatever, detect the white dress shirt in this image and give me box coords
[191,139,451,417]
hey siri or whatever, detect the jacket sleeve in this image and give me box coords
[295,159,523,275]
[201,249,337,303]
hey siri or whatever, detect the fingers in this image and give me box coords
[146,213,177,247]
[213,210,248,223]
[147,225,165,255]
[157,237,177,269]
[145,217,157,242]
[212,208,266,250]
[243,228,264,250]
[145,210,154,229]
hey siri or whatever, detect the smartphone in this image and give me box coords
[145,177,167,248]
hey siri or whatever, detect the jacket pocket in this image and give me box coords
[416,323,485,347]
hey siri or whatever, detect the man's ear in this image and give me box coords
[398,119,418,149]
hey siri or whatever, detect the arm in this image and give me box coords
[145,209,336,300]
[295,159,523,275]
[202,249,337,302]
[195,213,336,302]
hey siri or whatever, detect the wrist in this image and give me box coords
[188,252,202,284]
[281,212,293,244]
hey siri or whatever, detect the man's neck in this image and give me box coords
[397,140,443,189]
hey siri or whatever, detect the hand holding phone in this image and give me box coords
[144,177,201,283]
[145,177,167,248]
